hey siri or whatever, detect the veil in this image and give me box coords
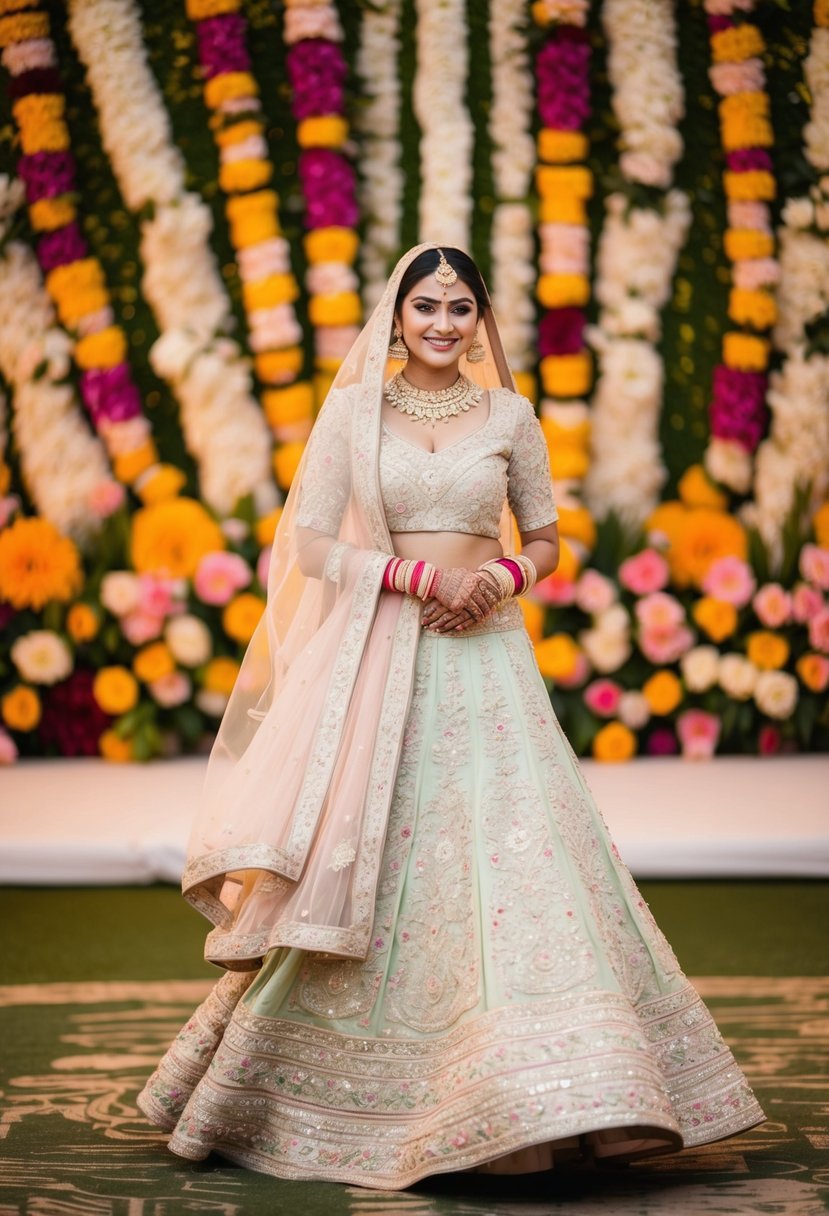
[183,243,521,968]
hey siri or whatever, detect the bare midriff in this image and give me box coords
[388,531,502,569]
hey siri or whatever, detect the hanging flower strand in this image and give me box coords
[703,0,780,497]
[186,0,313,495]
[0,2,161,492]
[282,0,362,410]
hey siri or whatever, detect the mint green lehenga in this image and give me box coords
[137,246,764,1189]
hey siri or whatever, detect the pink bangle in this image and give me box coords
[496,558,523,593]
[382,557,400,591]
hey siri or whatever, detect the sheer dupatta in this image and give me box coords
[183,244,519,969]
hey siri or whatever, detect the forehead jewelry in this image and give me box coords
[434,248,458,297]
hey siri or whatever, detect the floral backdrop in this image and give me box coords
[0,0,827,765]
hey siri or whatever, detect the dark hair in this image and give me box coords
[394,247,490,316]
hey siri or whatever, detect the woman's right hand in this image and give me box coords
[430,567,501,620]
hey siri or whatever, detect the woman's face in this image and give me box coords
[395,273,479,373]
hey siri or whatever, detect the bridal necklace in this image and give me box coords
[384,371,484,426]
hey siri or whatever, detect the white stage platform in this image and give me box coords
[1,755,827,884]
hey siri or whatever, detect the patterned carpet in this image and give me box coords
[0,883,827,1216]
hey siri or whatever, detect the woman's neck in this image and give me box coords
[400,359,461,392]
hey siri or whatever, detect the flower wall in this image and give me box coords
[0,0,827,765]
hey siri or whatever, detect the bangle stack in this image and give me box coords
[479,554,537,599]
[383,557,440,599]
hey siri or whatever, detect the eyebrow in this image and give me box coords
[411,294,474,304]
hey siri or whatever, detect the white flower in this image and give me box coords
[195,688,230,717]
[100,571,141,617]
[579,626,632,674]
[718,653,758,701]
[680,645,720,693]
[165,614,213,667]
[704,438,753,495]
[618,690,651,730]
[11,631,73,685]
[753,670,798,720]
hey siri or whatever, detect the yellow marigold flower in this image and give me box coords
[255,507,283,547]
[646,500,687,544]
[304,226,360,266]
[75,326,127,370]
[113,440,158,485]
[256,347,303,385]
[273,440,305,489]
[541,414,591,448]
[66,603,99,643]
[723,170,775,202]
[219,158,272,194]
[134,641,176,684]
[203,656,241,695]
[56,288,110,329]
[223,592,265,644]
[539,196,587,225]
[0,0,39,12]
[720,91,769,121]
[540,351,592,397]
[723,229,774,262]
[93,666,139,715]
[549,445,589,481]
[231,214,279,248]
[722,331,769,372]
[817,0,829,27]
[669,508,747,588]
[0,12,48,46]
[797,653,829,692]
[0,461,9,494]
[813,500,829,548]
[29,196,76,232]
[643,670,683,716]
[678,464,727,511]
[1,685,41,732]
[13,94,65,125]
[693,595,738,642]
[512,372,537,403]
[314,355,344,376]
[136,463,186,505]
[537,274,590,310]
[556,536,581,582]
[215,120,264,147]
[297,116,348,149]
[537,129,588,164]
[746,630,790,671]
[47,258,104,300]
[262,384,314,428]
[187,0,240,14]
[226,188,278,220]
[204,71,257,110]
[0,517,82,610]
[520,598,545,644]
[728,287,777,330]
[556,504,597,550]
[711,24,765,63]
[242,273,299,312]
[592,721,637,763]
[534,633,581,681]
[721,115,773,152]
[99,728,134,763]
[536,165,593,200]
[131,497,225,579]
[308,291,362,327]
[314,370,336,406]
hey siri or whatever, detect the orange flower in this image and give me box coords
[99,729,134,763]
[678,465,727,511]
[796,653,829,692]
[642,671,683,716]
[1,685,41,732]
[131,498,224,578]
[273,440,305,488]
[203,656,240,695]
[693,596,738,642]
[668,509,747,588]
[93,666,139,715]
[813,500,829,548]
[66,603,99,643]
[746,631,789,671]
[592,722,637,762]
[534,633,581,681]
[223,593,265,643]
[0,517,82,610]
[537,129,587,164]
[133,641,176,684]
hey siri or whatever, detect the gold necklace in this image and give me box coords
[384,372,483,426]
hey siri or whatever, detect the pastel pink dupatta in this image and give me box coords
[182,245,517,969]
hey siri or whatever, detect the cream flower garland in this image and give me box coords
[0,239,115,545]
[413,0,473,247]
[355,0,403,313]
[488,0,535,374]
[745,4,829,554]
[67,0,276,517]
[585,0,689,527]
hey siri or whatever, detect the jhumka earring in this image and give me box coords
[388,325,409,361]
[466,331,486,363]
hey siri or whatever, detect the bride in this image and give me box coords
[138,244,764,1188]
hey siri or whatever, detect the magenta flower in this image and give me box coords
[676,710,721,760]
[299,150,358,229]
[286,40,346,120]
[758,724,781,755]
[646,727,678,756]
[7,67,62,99]
[39,669,111,757]
[583,679,623,718]
[709,365,767,452]
[538,307,585,357]
[536,32,591,131]
[80,364,142,425]
[726,148,772,173]
[18,150,76,201]
[37,222,87,273]
[196,14,250,78]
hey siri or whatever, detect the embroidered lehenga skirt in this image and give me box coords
[138,602,764,1188]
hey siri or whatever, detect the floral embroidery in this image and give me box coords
[328,838,357,872]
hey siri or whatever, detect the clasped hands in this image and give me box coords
[421,566,503,633]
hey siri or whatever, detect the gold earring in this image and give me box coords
[466,332,485,363]
[388,325,409,362]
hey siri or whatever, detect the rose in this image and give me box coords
[676,709,721,759]
[10,630,73,685]
[618,690,651,730]
[579,628,631,674]
[680,646,720,693]
[148,671,192,708]
[639,625,695,665]
[792,582,823,623]
[165,614,213,667]
[634,592,685,632]
[702,556,756,607]
[574,570,616,615]
[754,670,798,720]
[800,544,829,590]
[752,583,792,628]
[718,653,758,700]
[808,606,829,653]
[194,551,253,606]
[583,678,622,718]
[618,548,669,595]
[100,570,141,617]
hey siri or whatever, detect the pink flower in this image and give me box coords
[639,625,695,665]
[583,678,622,717]
[88,479,126,519]
[618,549,669,595]
[121,610,164,645]
[792,582,823,623]
[758,724,781,755]
[646,726,678,756]
[194,551,252,605]
[677,710,721,760]
[752,583,792,628]
[556,650,590,689]
[808,606,829,653]
[138,574,183,619]
[0,728,18,764]
[534,571,576,606]
[635,592,685,632]
[800,544,829,591]
[256,547,271,588]
[732,258,780,290]
[149,671,192,708]
[574,570,616,615]
[702,556,756,606]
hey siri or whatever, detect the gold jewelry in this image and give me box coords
[388,325,409,362]
[384,371,484,426]
[466,332,485,363]
[435,248,458,295]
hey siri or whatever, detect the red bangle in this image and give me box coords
[382,557,400,591]
[496,558,523,593]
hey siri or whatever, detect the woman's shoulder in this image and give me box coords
[489,386,539,425]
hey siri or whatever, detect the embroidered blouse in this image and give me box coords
[296,385,558,540]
